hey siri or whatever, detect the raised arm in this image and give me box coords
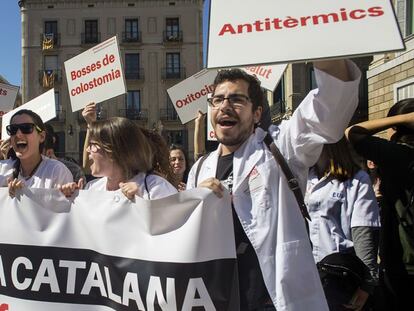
[193,110,206,161]
[81,102,97,171]
[346,112,414,144]
[313,59,351,82]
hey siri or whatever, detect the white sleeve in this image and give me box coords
[186,157,203,190]
[49,162,74,187]
[270,60,361,188]
[349,171,381,228]
[146,175,178,199]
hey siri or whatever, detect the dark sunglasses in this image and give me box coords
[6,123,42,136]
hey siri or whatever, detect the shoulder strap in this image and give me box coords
[144,171,152,200]
[264,134,311,221]
[194,153,210,187]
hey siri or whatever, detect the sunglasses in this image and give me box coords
[6,123,42,136]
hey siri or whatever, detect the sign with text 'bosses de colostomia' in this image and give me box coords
[207,0,405,68]
[64,36,126,112]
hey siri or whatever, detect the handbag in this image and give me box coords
[317,251,368,310]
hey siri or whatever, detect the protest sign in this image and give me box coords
[207,0,404,68]
[207,107,217,141]
[167,69,219,124]
[0,83,19,118]
[1,89,56,140]
[167,64,285,125]
[0,188,238,310]
[64,36,126,112]
[241,64,286,91]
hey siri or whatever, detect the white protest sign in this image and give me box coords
[207,0,404,68]
[241,64,286,91]
[64,36,126,112]
[207,106,217,141]
[0,188,238,310]
[1,89,56,140]
[167,69,219,124]
[0,83,19,117]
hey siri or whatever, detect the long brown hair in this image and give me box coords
[89,117,153,180]
[321,136,361,182]
[141,128,177,186]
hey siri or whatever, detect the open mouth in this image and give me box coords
[15,141,28,150]
[217,119,238,128]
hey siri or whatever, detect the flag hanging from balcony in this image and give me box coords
[42,70,55,88]
[42,33,54,50]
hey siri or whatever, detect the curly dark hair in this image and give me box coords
[212,69,265,111]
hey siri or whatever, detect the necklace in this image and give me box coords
[20,157,43,180]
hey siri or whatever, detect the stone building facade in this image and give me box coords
[19,0,203,161]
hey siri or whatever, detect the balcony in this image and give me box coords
[38,69,62,88]
[119,109,148,121]
[40,33,60,50]
[160,109,179,122]
[161,67,186,80]
[122,31,142,43]
[77,109,107,123]
[49,109,66,123]
[163,31,183,43]
[81,32,101,45]
[125,68,144,81]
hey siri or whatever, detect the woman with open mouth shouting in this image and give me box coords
[60,102,177,200]
[0,109,73,197]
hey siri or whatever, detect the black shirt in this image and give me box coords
[216,153,274,311]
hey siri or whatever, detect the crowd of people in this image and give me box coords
[0,57,413,311]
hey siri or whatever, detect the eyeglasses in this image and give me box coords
[6,123,42,136]
[207,94,251,110]
[86,142,102,153]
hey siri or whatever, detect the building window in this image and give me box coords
[83,20,99,44]
[125,53,140,79]
[166,53,180,78]
[126,90,141,111]
[407,0,414,36]
[165,17,181,41]
[167,130,187,147]
[124,19,140,42]
[41,55,59,88]
[44,21,58,46]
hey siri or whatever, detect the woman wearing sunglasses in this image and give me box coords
[0,109,73,196]
[60,110,177,200]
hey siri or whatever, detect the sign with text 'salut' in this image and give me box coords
[207,0,404,68]
[1,89,56,140]
[64,36,126,112]
[0,83,19,118]
[241,64,286,91]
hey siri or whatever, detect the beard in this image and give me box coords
[215,121,254,148]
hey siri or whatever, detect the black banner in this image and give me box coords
[0,244,239,311]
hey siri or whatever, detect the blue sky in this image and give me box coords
[0,0,21,86]
[0,0,209,87]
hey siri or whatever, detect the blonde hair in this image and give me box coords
[89,117,153,180]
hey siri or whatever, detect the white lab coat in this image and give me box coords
[306,168,380,263]
[187,61,361,311]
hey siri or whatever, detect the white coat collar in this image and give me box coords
[206,128,267,192]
